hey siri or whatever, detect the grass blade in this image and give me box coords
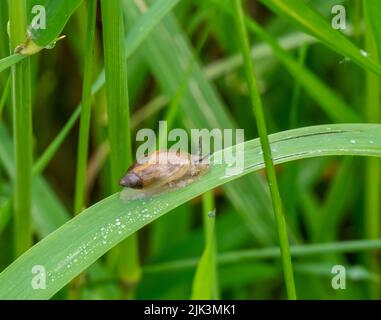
[0,196,12,235]
[232,0,296,299]
[0,75,11,118]
[100,0,140,294]
[0,54,24,74]
[213,0,361,123]
[364,0,381,299]
[205,31,316,80]
[74,0,97,214]
[124,0,181,58]
[0,123,379,299]
[191,191,218,299]
[8,0,33,257]
[144,239,381,273]
[27,0,83,48]
[260,0,381,77]
[69,0,98,299]
[0,0,84,72]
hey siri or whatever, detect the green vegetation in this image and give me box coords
[0,0,380,300]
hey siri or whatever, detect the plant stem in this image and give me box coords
[67,0,98,300]
[101,0,132,185]
[364,1,381,299]
[8,0,33,257]
[202,190,220,299]
[0,196,12,234]
[191,190,218,299]
[0,0,9,68]
[0,75,11,118]
[144,239,381,274]
[74,0,97,215]
[289,45,307,129]
[232,0,296,299]
[101,0,141,296]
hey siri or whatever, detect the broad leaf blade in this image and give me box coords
[27,0,83,47]
[0,124,380,299]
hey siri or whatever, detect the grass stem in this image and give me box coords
[8,0,33,257]
[191,190,218,299]
[232,0,296,299]
[101,0,141,296]
[0,75,11,118]
[144,239,381,274]
[364,1,381,299]
[68,0,98,300]
[74,0,97,215]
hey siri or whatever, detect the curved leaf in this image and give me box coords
[0,54,24,73]
[0,123,380,299]
[27,0,83,47]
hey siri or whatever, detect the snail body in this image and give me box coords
[119,150,209,191]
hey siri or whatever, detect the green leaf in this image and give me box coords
[260,0,381,77]
[124,0,181,58]
[191,210,216,300]
[191,191,218,299]
[0,75,11,118]
[144,239,381,274]
[0,123,380,299]
[0,54,24,74]
[0,0,83,72]
[100,0,140,289]
[232,0,296,299]
[364,0,381,57]
[9,0,34,256]
[27,0,83,47]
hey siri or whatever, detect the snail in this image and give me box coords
[119,150,209,200]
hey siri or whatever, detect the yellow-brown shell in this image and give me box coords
[119,151,208,189]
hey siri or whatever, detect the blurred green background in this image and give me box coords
[0,0,380,300]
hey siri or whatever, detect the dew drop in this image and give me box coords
[350,139,356,144]
[339,57,351,64]
[360,49,369,57]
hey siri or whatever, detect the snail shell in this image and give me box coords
[119,150,209,190]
